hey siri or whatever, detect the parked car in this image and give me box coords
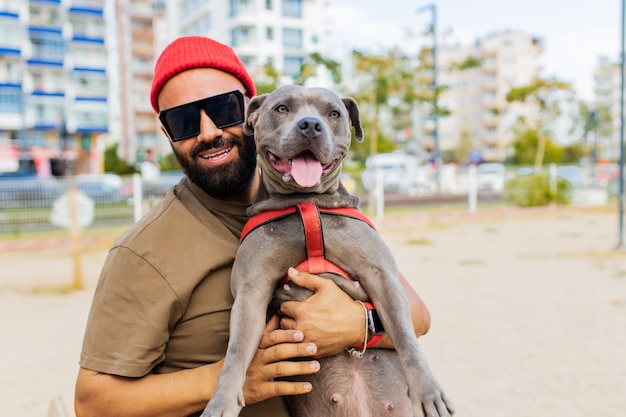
[0,173,64,208]
[476,163,506,193]
[361,152,434,195]
[556,165,587,188]
[71,174,133,204]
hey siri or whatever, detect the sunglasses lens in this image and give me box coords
[162,106,200,141]
[203,91,244,129]
[160,91,244,141]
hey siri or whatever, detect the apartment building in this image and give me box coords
[114,0,162,163]
[593,56,622,161]
[113,0,329,163]
[0,0,109,176]
[419,30,543,162]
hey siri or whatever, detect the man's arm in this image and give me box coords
[75,317,319,417]
[278,268,431,357]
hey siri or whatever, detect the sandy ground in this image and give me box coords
[1,205,625,417]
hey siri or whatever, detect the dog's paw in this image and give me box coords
[410,378,456,417]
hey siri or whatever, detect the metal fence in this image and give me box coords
[0,172,183,239]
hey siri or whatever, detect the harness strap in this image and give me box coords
[297,202,323,273]
[240,206,297,242]
[240,201,376,283]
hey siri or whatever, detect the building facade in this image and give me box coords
[0,0,109,176]
[418,30,543,162]
[593,56,622,162]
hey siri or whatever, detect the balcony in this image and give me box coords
[482,135,500,147]
[69,4,104,16]
[481,78,498,91]
[0,9,19,18]
[482,114,499,128]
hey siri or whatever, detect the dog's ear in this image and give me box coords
[342,97,364,142]
[243,94,268,136]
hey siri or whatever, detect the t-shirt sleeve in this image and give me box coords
[79,246,182,377]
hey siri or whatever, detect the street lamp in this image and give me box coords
[418,3,441,193]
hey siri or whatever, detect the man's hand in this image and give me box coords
[242,315,321,404]
[278,268,366,357]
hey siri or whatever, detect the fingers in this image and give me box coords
[246,333,320,404]
[246,378,313,402]
[259,315,304,349]
[260,338,317,363]
[285,267,326,293]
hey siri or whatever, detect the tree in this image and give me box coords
[506,77,573,171]
[104,143,137,175]
[508,126,562,165]
[293,52,343,86]
[343,49,423,160]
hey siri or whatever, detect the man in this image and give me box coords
[75,36,431,417]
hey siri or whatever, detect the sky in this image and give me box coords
[325,0,620,102]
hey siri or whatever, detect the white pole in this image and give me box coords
[468,164,477,213]
[133,173,143,222]
[375,168,384,220]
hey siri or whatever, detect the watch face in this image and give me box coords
[368,309,385,335]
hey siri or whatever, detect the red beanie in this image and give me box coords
[150,36,256,113]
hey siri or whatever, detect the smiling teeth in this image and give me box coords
[201,146,232,159]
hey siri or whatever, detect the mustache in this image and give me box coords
[190,137,241,159]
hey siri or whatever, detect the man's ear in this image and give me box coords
[243,94,268,136]
[342,97,364,142]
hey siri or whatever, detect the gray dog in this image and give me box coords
[201,85,454,417]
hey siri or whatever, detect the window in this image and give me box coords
[31,36,65,61]
[282,28,302,49]
[230,0,251,16]
[266,0,272,10]
[282,0,301,17]
[0,91,21,113]
[284,56,303,77]
[231,27,250,47]
[266,27,273,40]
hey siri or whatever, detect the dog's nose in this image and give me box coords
[297,117,324,139]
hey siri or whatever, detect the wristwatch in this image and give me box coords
[367,307,385,335]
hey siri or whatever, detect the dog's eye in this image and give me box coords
[275,105,288,113]
[329,110,340,118]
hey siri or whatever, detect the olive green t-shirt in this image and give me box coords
[79,177,289,416]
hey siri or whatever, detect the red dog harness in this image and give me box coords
[240,201,382,349]
[240,201,375,281]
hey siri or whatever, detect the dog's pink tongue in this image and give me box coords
[291,153,323,187]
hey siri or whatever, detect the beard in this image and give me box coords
[172,134,257,198]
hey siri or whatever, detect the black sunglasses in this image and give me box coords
[159,90,245,142]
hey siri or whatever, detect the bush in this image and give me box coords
[503,174,571,207]
[104,143,138,175]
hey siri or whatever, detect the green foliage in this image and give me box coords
[506,77,573,170]
[348,116,397,164]
[254,61,281,95]
[509,127,562,165]
[561,142,586,164]
[506,77,571,107]
[450,55,483,71]
[158,152,181,171]
[503,174,571,207]
[104,143,137,175]
[346,49,421,157]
